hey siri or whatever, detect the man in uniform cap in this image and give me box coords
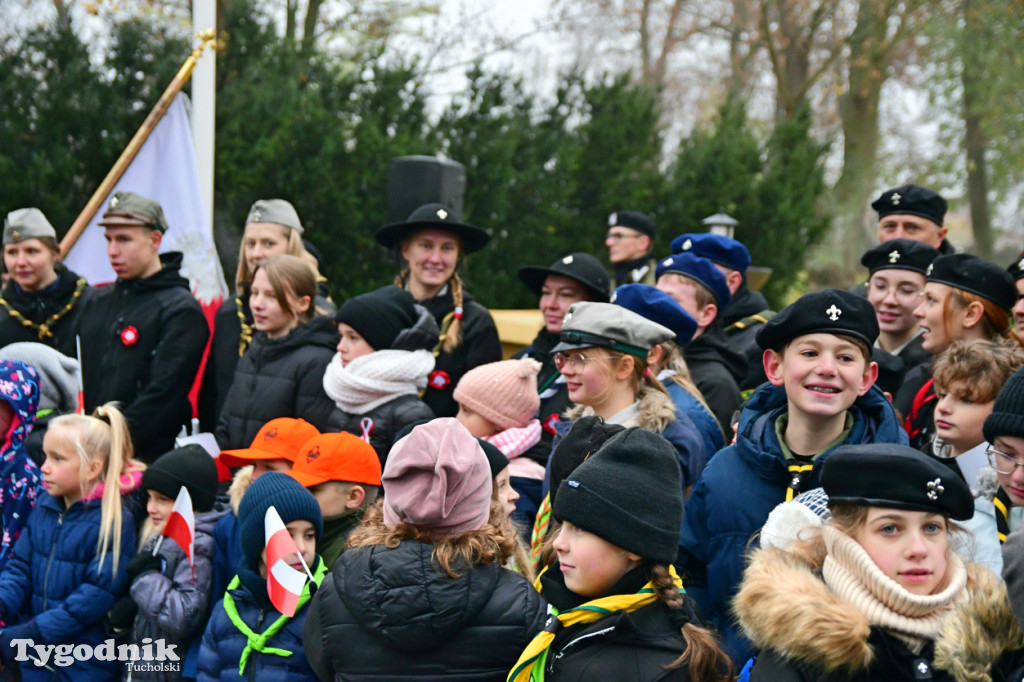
[76,191,208,463]
[605,210,657,287]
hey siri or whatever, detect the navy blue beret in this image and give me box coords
[670,233,751,274]
[655,252,731,309]
[610,283,698,347]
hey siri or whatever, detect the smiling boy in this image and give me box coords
[677,288,908,665]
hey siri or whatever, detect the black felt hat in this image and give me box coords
[548,416,626,507]
[756,288,879,352]
[554,427,682,563]
[821,443,974,520]
[871,184,948,226]
[518,252,611,302]
[927,253,1017,312]
[375,203,489,254]
[861,239,940,276]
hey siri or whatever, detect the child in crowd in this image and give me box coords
[0,359,42,574]
[212,418,320,605]
[323,285,437,464]
[0,404,143,681]
[551,301,705,492]
[108,444,225,681]
[216,254,337,450]
[735,443,1013,680]
[679,289,906,665]
[473,437,534,579]
[304,418,546,681]
[511,427,732,681]
[197,473,325,681]
[612,283,725,458]
[286,432,381,568]
[453,357,544,524]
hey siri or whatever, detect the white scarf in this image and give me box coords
[322,349,435,414]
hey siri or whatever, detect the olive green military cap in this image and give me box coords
[552,301,675,358]
[4,208,57,245]
[99,191,169,233]
[245,199,303,234]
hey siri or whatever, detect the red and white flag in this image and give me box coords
[161,486,196,568]
[264,505,309,617]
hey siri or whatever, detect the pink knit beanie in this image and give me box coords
[382,418,493,536]
[453,358,541,431]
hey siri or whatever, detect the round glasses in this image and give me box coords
[986,445,1024,475]
[553,351,617,372]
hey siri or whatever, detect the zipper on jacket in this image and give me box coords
[41,511,65,610]
[249,608,266,682]
[549,625,617,671]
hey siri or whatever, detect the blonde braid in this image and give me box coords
[393,268,410,290]
[442,272,465,354]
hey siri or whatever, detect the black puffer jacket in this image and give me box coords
[0,265,92,356]
[684,321,747,436]
[419,287,502,418]
[77,253,208,462]
[327,394,435,466]
[215,315,337,449]
[303,538,547,681]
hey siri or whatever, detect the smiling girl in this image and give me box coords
[216,255,337,450]
[736,443,988,681]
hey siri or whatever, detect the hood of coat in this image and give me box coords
[733,382,905,479]
[564,383,679,434]
[0,360,41,467]
[247,314,338,361]
[228,465,254,515]
[721,282,769,327]
[334,539,502,653]
[684,321,749,383]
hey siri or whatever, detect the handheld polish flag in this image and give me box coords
[155,487,196,580]
[265,505,314,617]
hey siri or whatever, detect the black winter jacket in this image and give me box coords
[0,265,92,356]
[215,315,337,449]
[418,287,502,418]
[684,321,747,436]
[326,394,435,466]
[303,538,547,681]
[77,253,208,462]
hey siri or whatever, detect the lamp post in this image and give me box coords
[701,209,739,239]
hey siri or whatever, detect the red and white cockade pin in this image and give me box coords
[428,370,451,390]
[120,325,139,346]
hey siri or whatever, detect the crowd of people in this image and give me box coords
[0,182,1024,680]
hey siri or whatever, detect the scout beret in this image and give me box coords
[670,232,751,273]
[518,252,610,302]
[927,253,1016,312]
[376,203,488,254]
[608,210,655,239]
[552,301,674,358]
[871,184,948,226]
[1007,252,1024,283]
[822,444,974,520]
[246,199,303,234]
[860,238,940,276]
[3,208,57,245]
[98,191,169,233]
[611,283,698,347]
[655,252,732,308]
[756,288,879,351]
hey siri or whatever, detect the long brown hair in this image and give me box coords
[944,287,1024,348]
[252,254,317,325]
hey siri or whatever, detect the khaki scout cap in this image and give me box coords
[245,199,303,234]
[4,208,57,245]
[98,191,169,233]
[552,301,674,358]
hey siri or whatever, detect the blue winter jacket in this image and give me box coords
[0,489,136,681]
[676,382,906,666]
[664,377,725,460]
[0,359,42,575]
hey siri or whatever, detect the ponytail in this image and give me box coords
[649,563,734,681]
[394,268,466,355]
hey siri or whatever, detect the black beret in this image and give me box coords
[927,253,1017,312]
[860,239,939,276]
[871,184,948,226]
[1008,253,1024,282]
[822,444,974,520]
[608,210,655,239]
[518,252,610,302]
[756,288,879,352]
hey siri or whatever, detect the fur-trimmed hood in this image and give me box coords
[735,545,1010,678]
[564,384,677,433]
[228,464,254,514]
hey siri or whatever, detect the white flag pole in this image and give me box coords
[191,0,216,235]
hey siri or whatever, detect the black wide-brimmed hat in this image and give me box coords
[518,252,610,302]
[375,203,490,254]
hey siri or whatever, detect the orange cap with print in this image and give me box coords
[218,418,320,468]
[288,433,382,488]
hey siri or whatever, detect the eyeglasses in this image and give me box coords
[553,351,617,372]
[605,231,642,242]
[986,445,1024,475]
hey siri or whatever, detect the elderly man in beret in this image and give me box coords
[76,191,208,462]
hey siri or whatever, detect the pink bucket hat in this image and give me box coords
[382,418,493,536]
[453,358,541,431]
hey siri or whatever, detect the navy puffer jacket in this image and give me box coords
[0,488,137,681]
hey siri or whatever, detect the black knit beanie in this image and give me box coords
[141,444,219,512]
[984,365,1024,443]
[478,438,509,479]
[336,285,418,352]
[554,427,682,564]
[239,472,323,570]
[549,416,625,507]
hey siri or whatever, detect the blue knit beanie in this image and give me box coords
[238,472,323,569]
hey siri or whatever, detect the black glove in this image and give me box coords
[125,552,163,580]
[107,596,138,632]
